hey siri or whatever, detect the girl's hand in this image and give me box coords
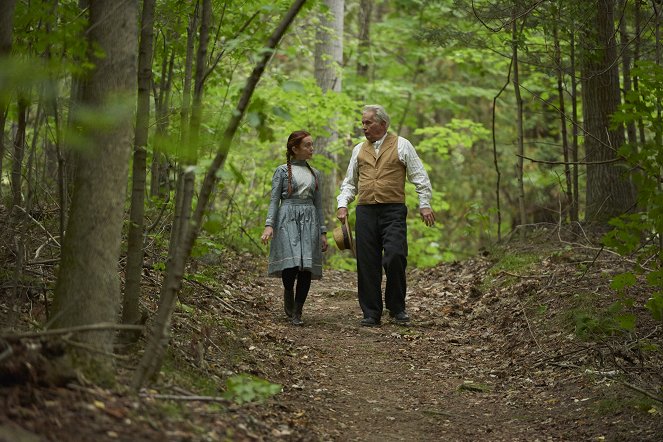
[321,234,328,252]
[261,226,274,244]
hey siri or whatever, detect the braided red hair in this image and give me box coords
[285,131,318,195]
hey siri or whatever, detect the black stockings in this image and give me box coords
[281,267,312,304]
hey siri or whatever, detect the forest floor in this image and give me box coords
[1,226,663,441]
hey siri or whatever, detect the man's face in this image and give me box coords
[361,111,387,143]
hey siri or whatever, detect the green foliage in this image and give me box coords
[223,374,281,405]
[488,251,541,275]
[414,119,490,156]
[604,60,663,325]
[643,270,663,321]
[573,301,636,340]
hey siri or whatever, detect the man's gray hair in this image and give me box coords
[363,104,390,128]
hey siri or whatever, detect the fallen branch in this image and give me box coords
[532,344,602,368]
[182,276,242,314]
[620,381,663,403]
[1,323,144,339]
[499,270,550,279]
[14,205,61,247]
[139,393,230,403]
[518,301,543,353]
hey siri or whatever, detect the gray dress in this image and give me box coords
[265,160,326,279]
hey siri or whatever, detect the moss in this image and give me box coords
[480,248,545,291]
[593,393,661,416]
[162,355,221,396]
[488,251,542,275]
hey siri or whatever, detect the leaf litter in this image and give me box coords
[1,235,662,441]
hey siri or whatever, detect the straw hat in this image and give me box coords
[332,217,355,257]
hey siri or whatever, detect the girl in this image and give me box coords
[261,131,328,325]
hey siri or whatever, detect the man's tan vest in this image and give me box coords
[357,133,406,205]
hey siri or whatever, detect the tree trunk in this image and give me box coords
[10,95,28,214]
[51,0,138,383]
[132,0,307,390]
[356,0,371,81]
[151,45,175,197]
[163,3,200,279]
[654,0,663,254]
[581,0,635,223]
[163,0,210,309]
[633,0,646,145]
[122,0,156,339]
[314,0,344,226]
[619,0,638,147]
[0,0,17,189]
[569,29,580,225]
[553,14,573,223]
[512,18,526,234]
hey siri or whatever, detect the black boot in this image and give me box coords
[292,302,304,326]
[283,289,294,318]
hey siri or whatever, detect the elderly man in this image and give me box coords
[337,105,435,326]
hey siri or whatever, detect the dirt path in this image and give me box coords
[257,263,661,442]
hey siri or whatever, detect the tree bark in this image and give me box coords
[619,0,638,147]
[51,0,138,383]
[164,3,200,280]
[633,0,646,145]
[569,29,580,225]
[581,0,635,223]
[314,0,344,226]
[356,0,371,81]
[553,13,573,223]
[10,95,28,214]
[512,17,526,234]
[0,0,17,188]
[122,0,156,339]
[151,44,175,197]
[132,0,308,391]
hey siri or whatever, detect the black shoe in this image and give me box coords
[360,317,380,327]
[390,311,410,324]
[292,302,304,326]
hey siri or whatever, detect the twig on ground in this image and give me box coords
[532,345,601,368]
[1,323,144,339]
[14,205,60,247]
[626,326,660,350]
[576,245,604,282]
[26,258,60,266]
[499,270,550,279]
[620,381,663,403]
[62,337,132,360]
[518,301,543,353]
[139,393,230,403]
[182,276,241,314]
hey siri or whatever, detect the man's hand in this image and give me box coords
[419,207,435,227]
[321,234,329,252]
[336,207,348,223]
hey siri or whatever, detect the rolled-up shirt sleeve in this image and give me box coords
[265,167,283,227]
[337,143,362,209]
[400,138,433,209]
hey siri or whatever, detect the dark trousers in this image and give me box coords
[281,267,312,304]
[355,203,408,320]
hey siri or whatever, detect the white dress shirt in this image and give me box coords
[337,133,433,209]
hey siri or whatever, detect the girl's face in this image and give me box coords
[292,136,313,160]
